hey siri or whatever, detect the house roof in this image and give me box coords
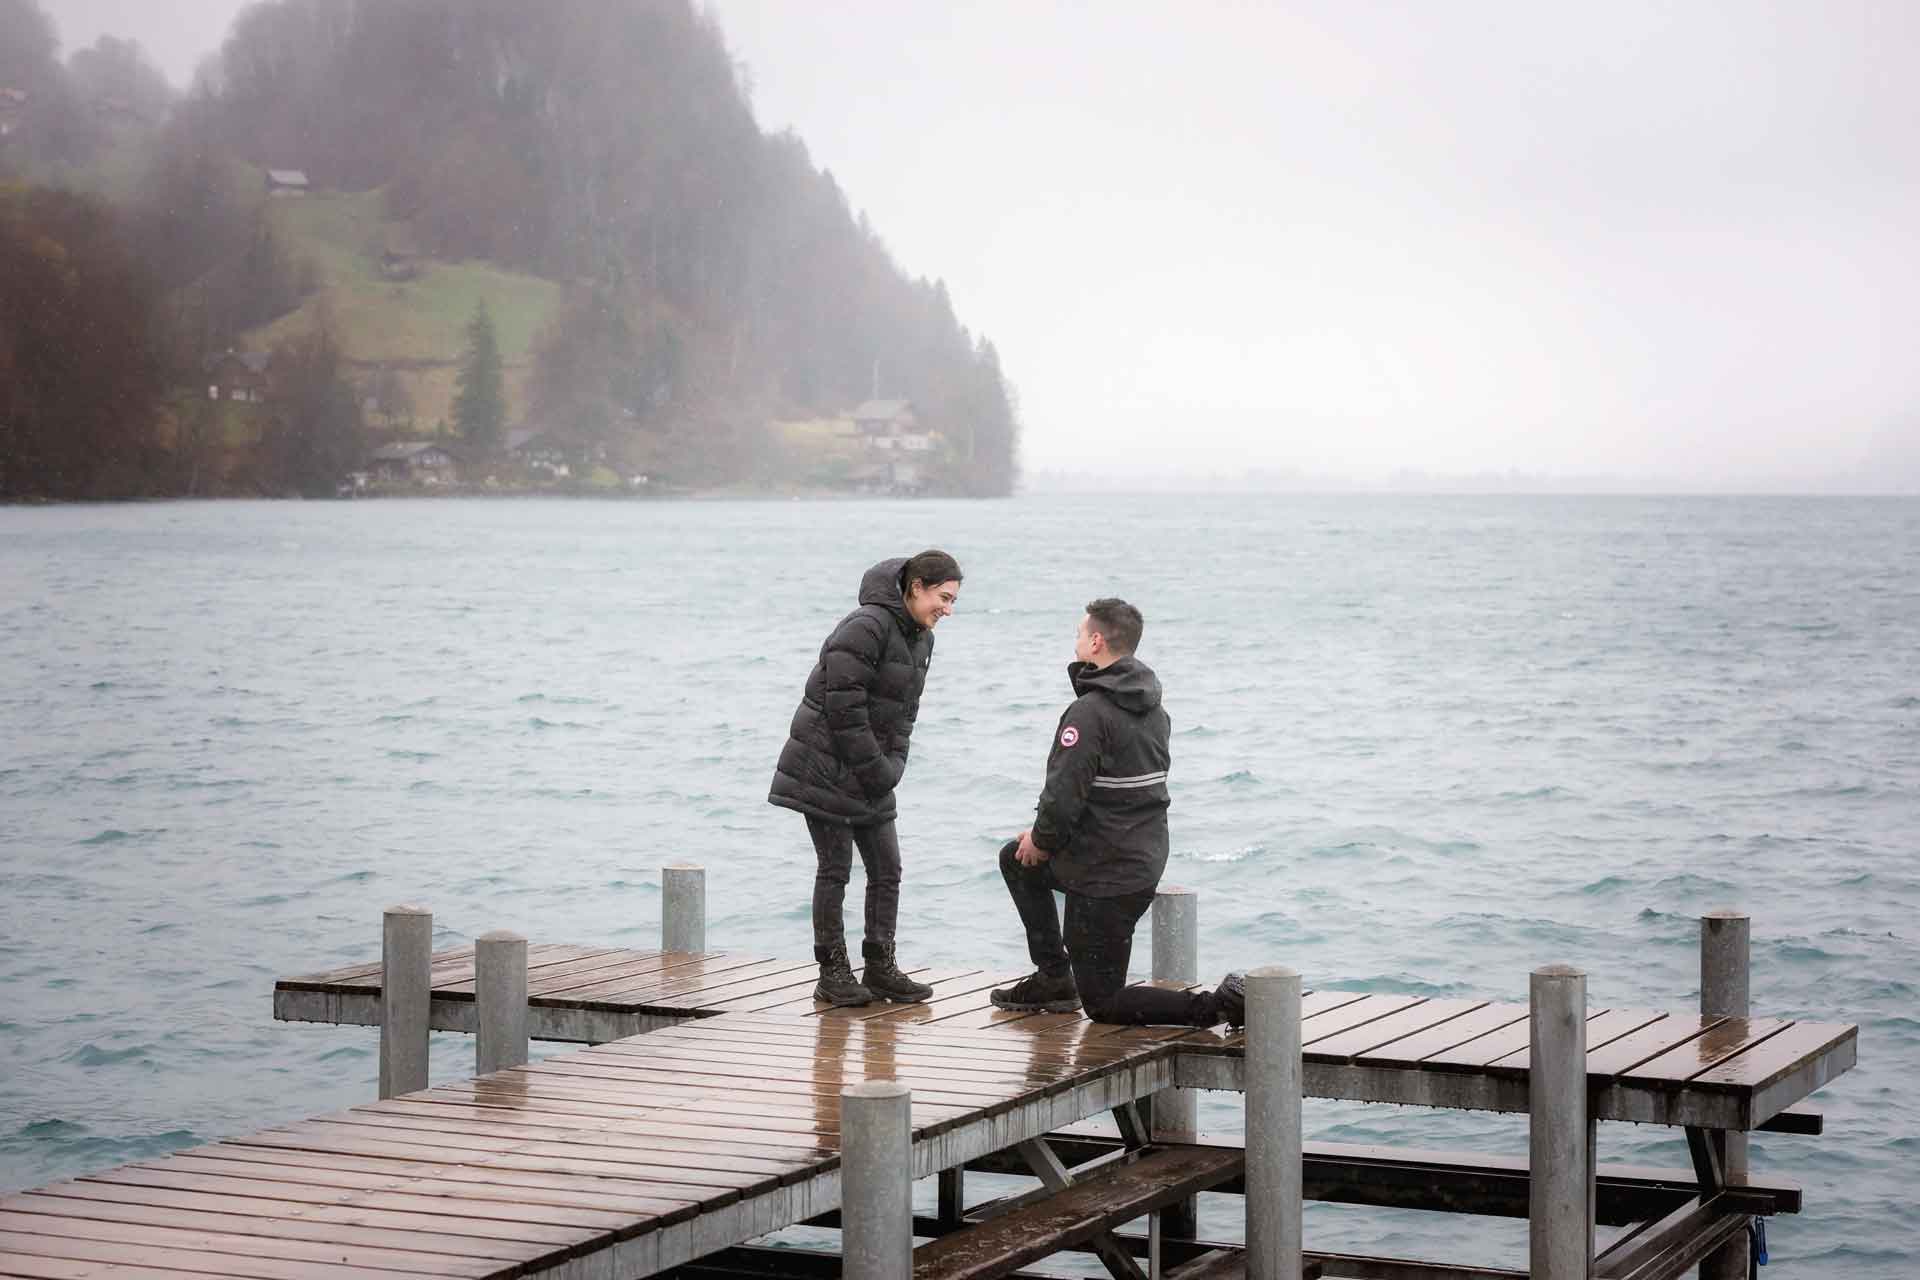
[852,399,913,421]
[370,441,452,461]
[203,349,271,375]
[266,168,309,187]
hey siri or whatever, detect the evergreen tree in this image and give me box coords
[454,300,506,455]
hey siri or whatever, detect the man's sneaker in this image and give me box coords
[861,940,934,1003]
[1212,972,1247,1028]
[989,970,1081,1013]
[814,943,874,1007]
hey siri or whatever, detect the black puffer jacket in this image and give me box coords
[1029,657,1172,896]
[769,559,933,825]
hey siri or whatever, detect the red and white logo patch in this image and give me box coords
[1059,725,1080,748]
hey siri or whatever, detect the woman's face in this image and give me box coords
[906,578,961,629]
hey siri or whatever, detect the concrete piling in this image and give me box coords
[1528,964,1590,1280]
[475,928,528,1076]
[1244,965,1303,1280]
[378,905,432,1099]
[841,1080,913,1280]
[663,863,706,953]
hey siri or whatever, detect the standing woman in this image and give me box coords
[770,550,963,1006]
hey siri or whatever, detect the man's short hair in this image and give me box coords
[1085,598,1143,656]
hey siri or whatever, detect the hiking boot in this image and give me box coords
[1211,972,1247,1028]
[989,970,1081,1013]
[862,940,933,1003]
[813,942,874,1007]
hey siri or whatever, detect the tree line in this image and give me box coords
[0,0,1019,499]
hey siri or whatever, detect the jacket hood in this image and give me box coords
[859,558,919,633]
[1068,656,1162,712]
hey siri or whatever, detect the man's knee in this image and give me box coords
[997,842,1024,884]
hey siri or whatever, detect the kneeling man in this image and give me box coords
[991,598,1242,1026]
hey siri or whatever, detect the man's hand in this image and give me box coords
[1015,829,1049,866]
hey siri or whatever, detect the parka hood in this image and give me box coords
[1068,656,1162,713]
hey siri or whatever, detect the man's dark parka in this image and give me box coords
[1029,656,1172,897]
[768,559,932,826]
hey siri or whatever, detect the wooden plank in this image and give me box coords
[0,1251,197,1279]
[1357,1002,1528,1068]
[165,1147,707,1220]
[1578,1015,1724,1079]
[1426,1007,1648,1072]
[585,1034,1081,1087]
[0,1228,451,1280]
[652,1014,1145,1068]
[1297,994,1428,1048]
[442,947,710,996]
[227,1125,764,1199]
[279,945,478,989]
[94,1157,680,1228]
[17,1178,596,1247]
[523,1058,999,1114]
[581,1037,1050,1089]
[1491,1008,1672,1073]
[553,956,806,1005]
[533,952,779,1003]
[1689,1021,1856,1092]
[3,1191,532,1262]
[0,1210,501,1277]
[1309,999,1488,1062]
[910,1144,1244,1280]
[310,1113,810,1185]
[1618,1017,1791,1087]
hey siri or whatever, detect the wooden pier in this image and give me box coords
[0,881,1858,1280]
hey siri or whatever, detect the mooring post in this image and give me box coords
[1700,910,1752,1280]
[378,905,432,1100]
[475,929,528,1076]
[1244,965,1303,1280]
[662,863,706,953]
[1151,886,1200,1238]
[842,1080,913,1280]
[1529,964,1591,1280]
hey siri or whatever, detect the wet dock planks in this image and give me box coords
[0,948,1856,1279]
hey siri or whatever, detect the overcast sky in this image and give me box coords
[42,0,1920,487]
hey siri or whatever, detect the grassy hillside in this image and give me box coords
[246,187,559,431]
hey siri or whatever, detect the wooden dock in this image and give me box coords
[0,929,1857,1280]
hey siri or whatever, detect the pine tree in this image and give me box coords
[454,300,506,456]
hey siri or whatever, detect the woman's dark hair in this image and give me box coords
[901,549,963,595]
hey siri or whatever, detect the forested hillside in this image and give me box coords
[0,0,1018,497]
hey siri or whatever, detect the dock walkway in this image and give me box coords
[0,943,1856,1280]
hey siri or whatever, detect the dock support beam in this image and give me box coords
[476,929,528,1076]
[1529,964,1590,1280]
[1700,910,1752,1280]
[1244,965,1303,1280]
[378,905,432,1099]
[1151,886,1200,1239]
[663,863,706,953]
[842,1081,913,1280]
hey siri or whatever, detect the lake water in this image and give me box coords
[1,494,1915,1273]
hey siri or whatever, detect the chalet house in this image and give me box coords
[204,350,272,402]
[851,398,935,455]
[378,226,422,281]
[0,88,27,138]
[369,441,458,484]
[266,168,309,197]
[507,428,571,478]
[852,399,915,436]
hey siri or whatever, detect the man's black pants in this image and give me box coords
[997,844,1215,1025]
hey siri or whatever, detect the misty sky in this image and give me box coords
[42,0,1920,485]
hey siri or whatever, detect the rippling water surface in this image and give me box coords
[2,495,1915,1273]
